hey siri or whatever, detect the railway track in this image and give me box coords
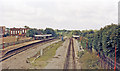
[64,38,76,69]
[0,38,56,62]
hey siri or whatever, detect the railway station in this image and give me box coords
[9,28,29,36]
[0,0,120,70]
[0,25,120,70]
[34,34,52,40]
[72,35,80,39]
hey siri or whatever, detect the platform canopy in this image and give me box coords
[34,34,52,37]
[72,35,80,38]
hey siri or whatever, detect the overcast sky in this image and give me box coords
[0,0,119,30]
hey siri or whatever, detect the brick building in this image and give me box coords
[0,26,5,38]
[9,28,29,36]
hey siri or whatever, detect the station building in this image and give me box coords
[72,35,80,39]
[34,34,52,40]
[9,28,29,36]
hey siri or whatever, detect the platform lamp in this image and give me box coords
[2,27,5,49]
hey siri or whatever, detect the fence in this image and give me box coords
[79,36,120,70]
[0,38,34,49]
[98,54,120,70]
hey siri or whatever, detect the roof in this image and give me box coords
[10,28,28,30]
[34,34,52,37]
[72,35,80,38]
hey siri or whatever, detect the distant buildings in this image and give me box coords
[0,26,29,37]
[0,26,6,38]
[9,28,29,36]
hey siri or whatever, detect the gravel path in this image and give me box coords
[44,38,69,69]
[73,38,81,69]
[1,39,60,69]
[45,38,82,69]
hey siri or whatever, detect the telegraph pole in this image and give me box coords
[114,44,117,71]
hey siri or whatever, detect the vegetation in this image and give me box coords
[80,24,120,63]
[78,50,100,69]
[25,24,120,63]
[72,30,81,35]
[26,27,74,38]
[26,28,56,37]
[26,29,38,37]
[28,41,64,68]
[44,28,56,37]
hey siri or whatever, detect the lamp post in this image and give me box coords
[2,27,4,49]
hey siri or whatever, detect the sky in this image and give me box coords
[0,0,119,30]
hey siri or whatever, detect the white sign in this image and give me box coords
[16,36,18,38]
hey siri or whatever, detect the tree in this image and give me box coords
[80,24,120,62]
[26,29,38,37]
[24,25,30,29]
[72,30,81,35]
[44,28,56,37]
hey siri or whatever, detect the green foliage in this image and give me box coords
[72,30,81,35]
[28,41,64,68]
[80,24,119,62]
[24,25,30,29]
[44,28,56,37]
[78,50,100,69]
[26,29,38,37]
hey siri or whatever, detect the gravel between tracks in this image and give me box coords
[1,39,60,69]
[73,38,81,69]
[44,38,69,69]
[45,38,81,69]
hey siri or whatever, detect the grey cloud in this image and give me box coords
[0,0,119,30]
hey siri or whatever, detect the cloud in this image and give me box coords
[0,0,119,30]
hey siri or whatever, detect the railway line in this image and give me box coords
[0,38,56,62]
[64,38,76,69]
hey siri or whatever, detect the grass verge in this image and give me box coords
[78,50,100,69]
[28,40,64,68]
